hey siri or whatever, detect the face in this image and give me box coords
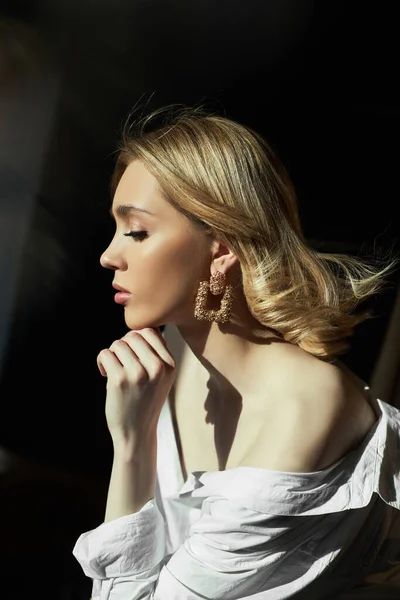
[100,160,213,329]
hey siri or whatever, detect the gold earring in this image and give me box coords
[194,271,234,323]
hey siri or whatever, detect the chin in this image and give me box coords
[124,313,162,332]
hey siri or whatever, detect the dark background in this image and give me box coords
[0,1,399,598]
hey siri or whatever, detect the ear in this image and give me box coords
[210,240,239,275]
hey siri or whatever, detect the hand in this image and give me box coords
[96,327,176,446]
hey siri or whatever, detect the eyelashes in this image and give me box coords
[123,230,148,242]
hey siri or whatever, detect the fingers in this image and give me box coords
[97,340,146,383]
[98,359,107,377]
[113,339,151,380]
[97,328,175,379]
[97,348,125,379]
[122,328,176,369]
[120,331,174,378]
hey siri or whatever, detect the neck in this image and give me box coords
[175,306,283,398]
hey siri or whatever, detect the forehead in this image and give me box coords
[110,160,192,230]
[112,160,163,211]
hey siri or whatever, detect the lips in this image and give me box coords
[112,283,130,293]
[112,282,132,305]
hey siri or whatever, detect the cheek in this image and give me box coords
[169,242,205,282]
[150,237,203,273]
[127,234,207,296]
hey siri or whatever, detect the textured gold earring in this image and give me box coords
[194,271,234,323]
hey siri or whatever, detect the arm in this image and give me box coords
[75,327,175,599]
[104,432,157,522]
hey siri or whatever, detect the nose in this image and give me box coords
[100,240,125,271]
[100,249,116,270]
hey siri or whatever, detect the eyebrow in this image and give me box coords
[110,204,155,219]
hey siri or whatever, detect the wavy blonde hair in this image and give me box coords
[111,104,397,359]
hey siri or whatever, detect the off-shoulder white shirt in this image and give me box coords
[73,384,400,600]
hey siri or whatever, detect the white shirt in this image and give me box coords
[73,386,400,600]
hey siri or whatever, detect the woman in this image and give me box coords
[73,105,400,599]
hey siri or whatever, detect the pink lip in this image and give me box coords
[112,283,130,293]
[114,292,132,305]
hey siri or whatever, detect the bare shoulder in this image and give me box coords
[247,344,378,473]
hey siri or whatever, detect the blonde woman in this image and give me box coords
[73,105,400,599]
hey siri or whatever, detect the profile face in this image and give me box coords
[100,160,212,330]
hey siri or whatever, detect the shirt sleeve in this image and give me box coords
[72,493,324,600]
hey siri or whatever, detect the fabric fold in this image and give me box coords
[72,498,166,579]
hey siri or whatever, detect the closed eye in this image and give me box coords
[123,231,148,242]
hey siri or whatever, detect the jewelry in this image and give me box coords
[194,271,234,323]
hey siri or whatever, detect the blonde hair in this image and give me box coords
[111,104,397,359]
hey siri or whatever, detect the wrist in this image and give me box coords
[105,433,158,521]
[112,428,157,462]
